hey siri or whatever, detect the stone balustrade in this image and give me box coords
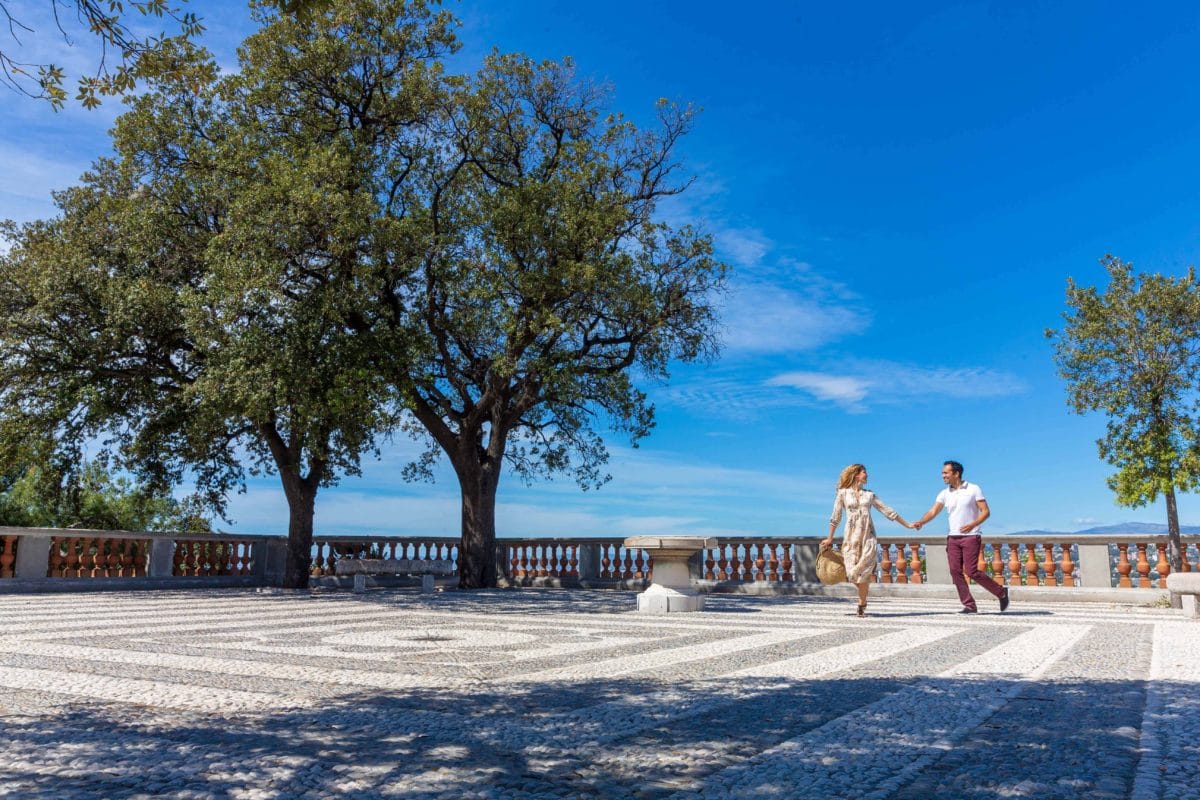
[2,525,1199,596]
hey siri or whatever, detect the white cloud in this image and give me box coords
[764,362,1027,412]
[766,372,870,410]
[714,226,771,267]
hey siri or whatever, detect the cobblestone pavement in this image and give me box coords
[1,589,1198,799]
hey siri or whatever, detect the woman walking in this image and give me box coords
[822,463,914,617]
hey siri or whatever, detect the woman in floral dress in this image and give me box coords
[821,463,914,617]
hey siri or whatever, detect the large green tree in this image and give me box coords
[1048,255,1200,576]
[371,55,728,588]
[0,0,455,587]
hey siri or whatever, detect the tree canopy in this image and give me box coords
[0,0,456,586]
[1048,255,1200,572]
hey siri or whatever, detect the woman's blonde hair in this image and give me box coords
[837,463,866,489]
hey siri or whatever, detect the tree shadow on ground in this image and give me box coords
[1,669,1185,800]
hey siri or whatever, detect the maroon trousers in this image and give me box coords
[946,534,1006,610]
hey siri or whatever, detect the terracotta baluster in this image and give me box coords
[568,544,579,577]
[1008,544,1021,586]
[910,543,923,584]
[754,543,766,581]
[741,545,754,582]
[704,548,716,580]
[880,544,893,584]
[768,543,780,581]
[781,543,794,582]
[1116,543,1132,588]
[717,546,730,581]
[1024,543,1040,587]
[622,548,635,579]
[895,543,909,583]
[991,545,1005,586]
[1060,543,1076,587]
[1042,543,1057,587]
[1135,543,1152,588]
[1155,543,1170,587]
[600,545,612,579]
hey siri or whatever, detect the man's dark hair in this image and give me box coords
[944,460,964,478]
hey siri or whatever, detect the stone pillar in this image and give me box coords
[14,536,51,579]
[577,542,601,581]
[260,539,289,587]
[791,540,821,583]
[924,541,951,585]
[148,538,177,578]
[1076,543,1112,588]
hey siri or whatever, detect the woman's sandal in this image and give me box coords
[856,603,866,617]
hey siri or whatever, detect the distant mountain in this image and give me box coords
[1006,522,1200,536]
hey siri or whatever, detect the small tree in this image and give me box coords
[1048,255,1200,576]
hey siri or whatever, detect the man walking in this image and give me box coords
[913,460,1010,614]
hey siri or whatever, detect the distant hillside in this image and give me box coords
[1008,522,1200,536]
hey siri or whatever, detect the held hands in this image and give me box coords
[910,520,923,530]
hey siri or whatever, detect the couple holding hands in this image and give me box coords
[821,460,1011,618]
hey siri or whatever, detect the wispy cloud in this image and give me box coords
[767,362,1028,411]
[766,372,871,411]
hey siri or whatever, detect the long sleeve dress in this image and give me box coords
[829,488,903,584]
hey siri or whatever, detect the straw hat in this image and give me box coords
[816,545,847,585]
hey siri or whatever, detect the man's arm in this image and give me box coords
[911,501,944,531]
[961,498,990,533]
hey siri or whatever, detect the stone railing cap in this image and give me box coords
[623,535,719,550]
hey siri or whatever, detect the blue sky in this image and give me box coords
[4,1,1200,537]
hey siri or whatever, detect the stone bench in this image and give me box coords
[1166,573,1200,618]
[334,558,456,594]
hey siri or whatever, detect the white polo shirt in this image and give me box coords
[937,481,985,536]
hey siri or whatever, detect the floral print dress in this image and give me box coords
[829,488,902,584]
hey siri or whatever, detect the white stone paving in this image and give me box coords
[0,588,1197,800]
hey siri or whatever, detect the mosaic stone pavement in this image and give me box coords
[1,589,1198,800]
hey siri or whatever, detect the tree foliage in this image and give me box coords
[0,0,331,109]
[1048,255,1200,570]
[0,0,208,109]
[0,0,455,586]
[0,457,211,531]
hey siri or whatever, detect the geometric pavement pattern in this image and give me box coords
[1,589,1198,800]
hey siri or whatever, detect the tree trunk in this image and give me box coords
[454,458,501,589]
[279,474,318,590]
[1166,485,1183,608]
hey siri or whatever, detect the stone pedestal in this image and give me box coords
[624,535,718,613]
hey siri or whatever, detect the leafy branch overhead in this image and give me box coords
[0,0,327,109]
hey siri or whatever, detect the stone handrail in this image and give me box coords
[2,526,1198,595]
